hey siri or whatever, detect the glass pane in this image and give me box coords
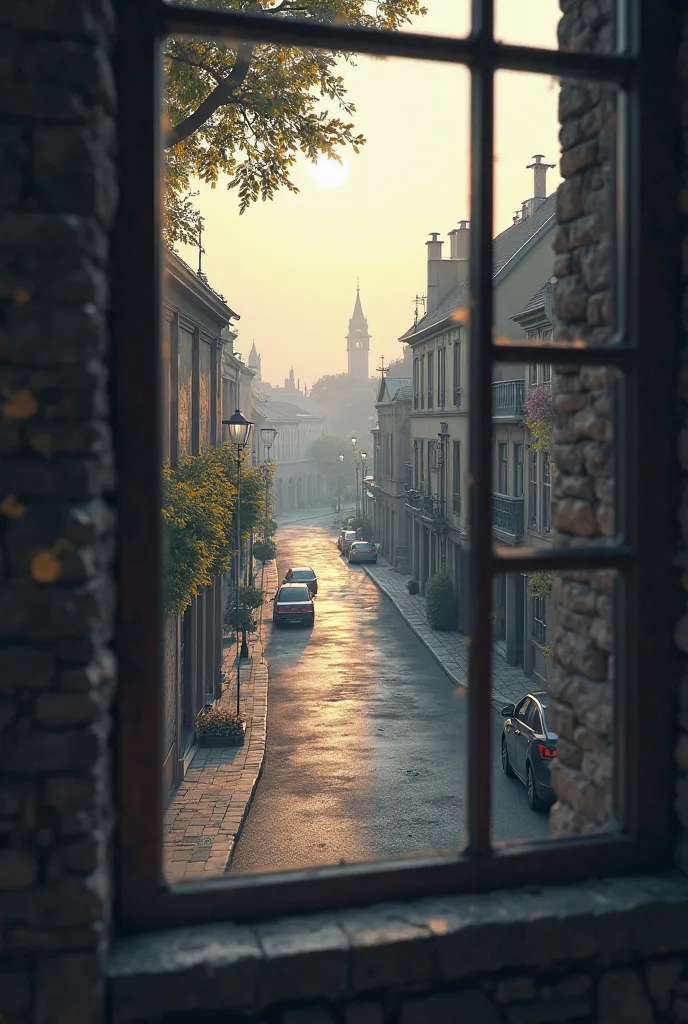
[493,361,620,554]
[492,569,618,844]
[164,0,470,37]
[493,71,621,349]
[160,42,471,883]
[495,0,624,52]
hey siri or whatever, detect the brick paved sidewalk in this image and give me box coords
[162,559,277,883]
[360,555,534,710]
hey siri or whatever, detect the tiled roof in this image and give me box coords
[400,193,556,342]
[512,275,556,321]
[387,377,412,401]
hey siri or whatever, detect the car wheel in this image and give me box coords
[501,736,513,777]
[526,762,547,812]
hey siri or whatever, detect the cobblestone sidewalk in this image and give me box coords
[361,555,534,710]
[162,559,277,883]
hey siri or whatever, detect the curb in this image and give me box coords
[360,564,466,691]
[360,564,509,712]
[224,558,276,870]
[224,656,268,871]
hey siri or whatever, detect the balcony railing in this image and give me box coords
[404,462,413,490]
[492,379,525,420]
[405,491,447,523]
[492,494,524,539]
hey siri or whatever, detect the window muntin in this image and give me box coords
[114,0,678,932]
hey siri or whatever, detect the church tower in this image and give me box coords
[347,282,370,380]
[248,341,261,382]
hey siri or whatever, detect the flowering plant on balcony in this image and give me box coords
[524,386,553,454]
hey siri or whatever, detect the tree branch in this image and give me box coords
[165,42,255,149]
[166,52,223,85]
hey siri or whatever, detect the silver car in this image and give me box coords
[348,541,378,564]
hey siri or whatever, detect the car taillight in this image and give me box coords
[537,744,556,759]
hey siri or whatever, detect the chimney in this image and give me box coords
[527,153,555,206]
[513,211,521,225]
[426,232,443,261]
[426,233,443,314]
[521,199,529,221]
[448,220,470,260]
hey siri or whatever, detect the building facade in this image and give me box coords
[160,251,238,796]
[252,396,327,513]
[400,156,557,636]
[369,376,412,570]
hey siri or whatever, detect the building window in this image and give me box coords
[413,356,419,410]
[427,351,434,409]
[390,431,394,479]
[453,337,462,406]
[438,347,446,407]
[420,355,425,410]
[419,440,425,494]
[542,454,551,534]
[532,596,547,644]
[497,442,508,495]
[514,442,524,498]
[529,450,539,531]
[413,442,419,489]
[453,440,461,515]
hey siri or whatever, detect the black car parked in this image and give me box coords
[501,691,558,811]
[283,566,318,595]
[272,583,315,628]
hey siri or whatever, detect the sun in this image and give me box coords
[309,155,350,190]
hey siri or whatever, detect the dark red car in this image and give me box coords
[272,582,315,628]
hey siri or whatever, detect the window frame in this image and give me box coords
[114,0,681,934]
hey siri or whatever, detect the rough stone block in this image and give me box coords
[0,849,38,891]
[598,969,653,1024]
[341,909,433,992]
[282,1006,336,1024]
[36,953,102,1024]
[400,991,499,1024]
[645,958,683,1005]
[495,975,535,1002]
[256,916,349,1005]
[344,1001,385,1024]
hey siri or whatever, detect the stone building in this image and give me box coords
[5,1,688,1023]
[160,251,237,795]
[368,375,412,569]
[400,158,557,626]
[251,395,327,512]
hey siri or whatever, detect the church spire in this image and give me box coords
[347,280,371,380]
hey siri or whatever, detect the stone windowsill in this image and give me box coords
[109,872,688,1020]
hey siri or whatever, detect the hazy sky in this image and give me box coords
[177,2,562,387]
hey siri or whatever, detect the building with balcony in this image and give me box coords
[369,376,412,570]
[399,156,558,629]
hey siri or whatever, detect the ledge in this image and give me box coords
[109,872,688,1020]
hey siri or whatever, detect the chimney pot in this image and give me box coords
[449,220,470,260]
[527,153,555,201]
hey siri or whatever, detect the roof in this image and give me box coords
[376,375,412,405]
[512,276,556,321]
[400,193,556,342]
[348,286,369,337]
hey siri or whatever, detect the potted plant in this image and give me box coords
[196,706,246,747]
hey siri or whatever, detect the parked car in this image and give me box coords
[500,691,558,812]
[341,530,357,555]
[283,566,318,595]
[348,541,378,564]
[337,527,354,551]
[272,583,315,628]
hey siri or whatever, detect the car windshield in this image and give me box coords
[352,543,372,550]
[279,586,310,602]
[291,569,315,580]
[345,531,356,539]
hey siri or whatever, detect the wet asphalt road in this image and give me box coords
[231,512,549,874]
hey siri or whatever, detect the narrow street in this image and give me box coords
[231,512,548,874]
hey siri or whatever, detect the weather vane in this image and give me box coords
[376,355,387,378]
[413,294,427,328]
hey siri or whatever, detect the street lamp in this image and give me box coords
[222,409,253,717]
[260,427,278,540]
[360,452,367,521]
[337,454,344,513]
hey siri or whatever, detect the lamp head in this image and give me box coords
[223,409,252,447]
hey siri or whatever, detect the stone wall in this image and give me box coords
[0,1,117,1021]
[548,0,619,837]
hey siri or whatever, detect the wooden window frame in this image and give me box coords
[114,0,681,933]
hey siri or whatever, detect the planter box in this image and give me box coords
[199,725,246,748]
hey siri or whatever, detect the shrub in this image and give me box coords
[425,573,456,631]
[347,516,374,541]
[254,539,277,563]
[196,706,245,741]
[529,571,554,600]
[407,578,420,595]
[223,585,264,632]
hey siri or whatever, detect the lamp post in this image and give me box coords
[360,452,367,521]
[259,427,278,541]
[223,409,253,717]
[337,454,344,513]
[351,437,359,518]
